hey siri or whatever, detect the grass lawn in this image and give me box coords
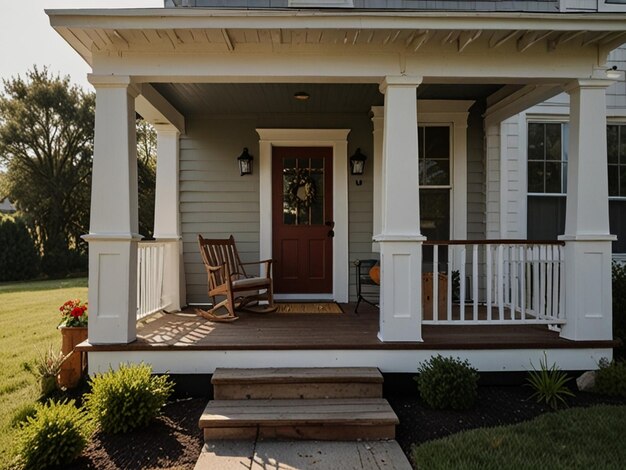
[411,405,626,469]
[0,277,87,468]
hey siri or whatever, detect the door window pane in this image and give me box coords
[282,155,325,225]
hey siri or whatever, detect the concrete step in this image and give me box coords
[212,367,383,400]
[199,398,399,441]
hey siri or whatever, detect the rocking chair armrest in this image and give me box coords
[239,259,273,266]
[205,263,225,273]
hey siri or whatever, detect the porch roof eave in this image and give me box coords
[47,8,626,69]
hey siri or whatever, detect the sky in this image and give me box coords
[0,0,162,90]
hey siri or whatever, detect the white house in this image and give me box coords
[48,0,626,375]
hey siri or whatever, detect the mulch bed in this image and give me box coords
[65,398,205,470]
[63,385,626,469]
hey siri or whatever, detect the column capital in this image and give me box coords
[379,75,423,94]
[88,74,141,97]
[564,78,614,93]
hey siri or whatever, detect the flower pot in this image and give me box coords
[58,326,88,389]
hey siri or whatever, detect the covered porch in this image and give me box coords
[47,7,626,371]
[78,303,617,373]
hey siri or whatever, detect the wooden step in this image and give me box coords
[212,367,383,400]
[199,398,398,441]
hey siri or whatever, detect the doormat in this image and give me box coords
[275,302,343,314]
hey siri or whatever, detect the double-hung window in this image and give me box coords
[608,124,626,253]
[526,122,568,240]
[419,125,451,242]
[526,121,626,254]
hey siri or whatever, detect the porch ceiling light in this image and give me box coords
[294,91,310,101]
[607,65,621,80]
[237,147,253,176]
[350,148,367,176]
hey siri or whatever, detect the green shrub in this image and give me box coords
[613,262,626,360]
[0,214,40,282]
[595,359,626,398]
[84,363,174,434]
[10,402,38,428]
[527,353,574,410]
[15,400,91,469]
[415,355,479,410]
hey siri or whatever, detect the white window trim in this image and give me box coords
[256,128,350,303]
[526,119,569,195]
[371,100,472,251]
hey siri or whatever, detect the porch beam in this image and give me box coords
[135,83,185,133]
[484,84,562,128]
[559,78,615,342]
[374,76,424,343]
[84,74,141,345]
[153,124,186,312]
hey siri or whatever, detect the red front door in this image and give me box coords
[272,147,333,294]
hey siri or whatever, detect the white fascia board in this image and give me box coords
[46,9,626,33]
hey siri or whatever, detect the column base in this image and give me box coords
[559,238,613,341]
[87,238,138,345]
[377,238,424,342]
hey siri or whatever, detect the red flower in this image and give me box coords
[70,307,83,318]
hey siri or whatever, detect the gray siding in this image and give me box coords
[181,113,373,303]
[166,0,558,11]
[467,102,486,240]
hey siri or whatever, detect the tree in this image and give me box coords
[0,67,94,277]
[136,119,157,239]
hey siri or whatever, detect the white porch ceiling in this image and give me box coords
[151,82,503,115]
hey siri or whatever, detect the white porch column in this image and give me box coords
[85,75,141,344]
[374,76,424,342]
[371,106,384,253]
[559,79,615,342]
[153,124,186,311]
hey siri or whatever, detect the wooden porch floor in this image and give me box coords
[78,303,617,352]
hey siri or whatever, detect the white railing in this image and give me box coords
[137,241,166,321]
[422,240,566,326]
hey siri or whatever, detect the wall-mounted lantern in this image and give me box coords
[237,147,253,176]
[350,148,367,185]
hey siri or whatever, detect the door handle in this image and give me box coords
[327,230,335,238]
[325,221,335,228]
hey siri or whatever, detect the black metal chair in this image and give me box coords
[354,259,379,313]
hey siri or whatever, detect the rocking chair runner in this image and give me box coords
[197,235,277,322]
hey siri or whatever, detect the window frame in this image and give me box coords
[608,120,626,201]
[526,120,569,197]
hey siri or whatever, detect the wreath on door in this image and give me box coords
[285,169,317,209]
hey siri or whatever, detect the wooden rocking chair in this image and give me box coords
[197,235,277,322]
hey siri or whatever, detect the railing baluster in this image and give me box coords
[497,244,504,321]
[433,245,439,323]
[472,244,478,321]
[519,245,526,321]
[551,245,559,323]
[510,245,517,320]
[558,245,565,323]
[460,246,466,321]
[447,244,453,322]
[486,244,492,322]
